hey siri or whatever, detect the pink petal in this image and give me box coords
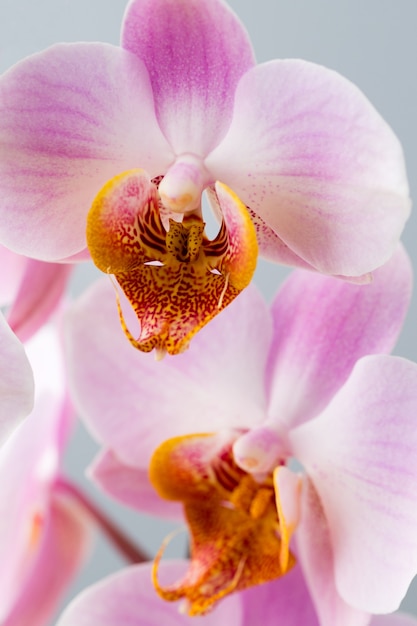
[0,245,27,305]
[0,312,34,446]
[2,496,90,626]
[244,205,318,270]
[239,564,320,626]
[56,561,242,626]
[0,325,72,611]
[267,245,411,431]
[64,278,270,467]
[0,43,172,260]
[295,478,371,626]
[89,448,183,520]
[207,59,410,276]
[7,260,72,342]
[291,355,417,613]
[121,0,255,155]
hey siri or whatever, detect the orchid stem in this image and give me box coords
[55,477,150,564]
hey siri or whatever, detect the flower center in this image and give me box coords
[158,154,210,214]
[149,432,295,615]
[86,170,258,356]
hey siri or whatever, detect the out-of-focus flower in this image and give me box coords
[0,325,90,626]
[64,245,417,625]
[55,560,417,626]
[0,244,72,342]
[0,310,33,446]
[0,0,410,354]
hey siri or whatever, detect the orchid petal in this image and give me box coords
[89,448,183,520]
[291,355,417,613]
[64,278,270,468]
[0,245,27,305]
[239,565,320,626]
[267,245,411,431]
[0,312,34,446]
[3,497,90,626]
[56,561,242,626]
[207,60,410,276]
[121,0,255,155]
[7,260,72,342]
[243,205,319,270]
[295,478,370,626]
[0,325,72,615]
[0,43,172,260]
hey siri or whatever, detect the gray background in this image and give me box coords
[1,0,417,621]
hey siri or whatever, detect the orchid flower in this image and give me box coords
[0,324,91,626]
[64,244,417,624]
[55,560,417,626]
[0,244,72,342]
[0,0,410,355]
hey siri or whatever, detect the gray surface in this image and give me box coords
[1,0,417,620]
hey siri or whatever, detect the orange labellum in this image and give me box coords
[149,433,295,616]
[86,170,258,356]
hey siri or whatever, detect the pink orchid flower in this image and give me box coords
[0,309,33,445]
[64,244,417,624]
[0,244,72,342]
[0,324,90,626]
[0,0,410,355]
[55,561,417,626]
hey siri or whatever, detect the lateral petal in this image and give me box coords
[0,43,172,260]
[295,478,371,626]
[207,60,410,276]
[267,245,411,430]
[291,355,417,613]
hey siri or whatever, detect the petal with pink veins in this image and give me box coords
[0,312,34,446]
[207,59,410,276]
[266,245,411,431]
[121,0,255,155]
[0,43,173,260]
[64,279,270,467]
[291,355,417,613]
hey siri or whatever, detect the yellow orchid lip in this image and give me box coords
[86,169,258,356]
[149,432,295,616]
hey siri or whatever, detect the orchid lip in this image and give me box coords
[149,432,297,615]
[86,169,258,355]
